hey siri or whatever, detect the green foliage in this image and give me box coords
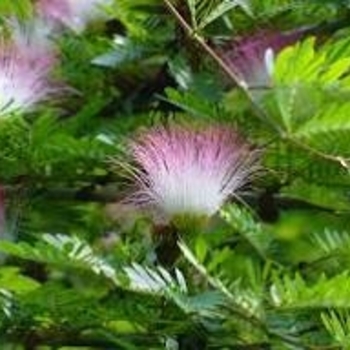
[0,0,32,19]
[268,37,350,135]
[111,0,164,39]
[1,0,350,348]
[220,204,273,259]
[321,310,350,347]
[0,234,117,281]
[249,0,339,23]
[271,271,350,309]
[185,0,251,30]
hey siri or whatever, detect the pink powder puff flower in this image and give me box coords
[219,30,303,90]
[0,16,59,116]
[7,18,58,68]
[0,38,57,116]
[122,124,259,222]
[36,0,112,33]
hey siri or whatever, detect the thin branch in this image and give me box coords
[162,0,280,132]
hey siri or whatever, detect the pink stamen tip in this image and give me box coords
[219,30,303,88]
[36,0,112,33]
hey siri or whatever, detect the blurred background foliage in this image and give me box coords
[1,0,350,349]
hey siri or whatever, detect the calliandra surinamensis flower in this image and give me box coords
[0,20,58,116]
[219,30,303,91]
[122,124,259,223]
[8,18,57,65]
[36,0,112,33]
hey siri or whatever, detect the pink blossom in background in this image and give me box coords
[8,18,57,66]
[0,14,60,116]
[0,37,56,116]
[219,30,303,90]
[36,0,112,33]
[123,125,259,221]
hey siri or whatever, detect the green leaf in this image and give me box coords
[0,235,117,282]
[186,0,198,28]
[274,38,324,84]
[271,272,350,309]
[311,229,350,256]
[308,229,350,270]
[179,240,234,300]
[294,103,350,157]
[0,267,40,294]
[0,289,13,318]
[185,0,251,31]
[321,310,350,347]
[195,236,208,263]
[123,263,187,295]
[92,36,145,67]
[179,241,263,318]
[281,180,350,212]
[269,37,350,134]
[197,0,250,29]
[220,205,273,259]
[0,0,33,18]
